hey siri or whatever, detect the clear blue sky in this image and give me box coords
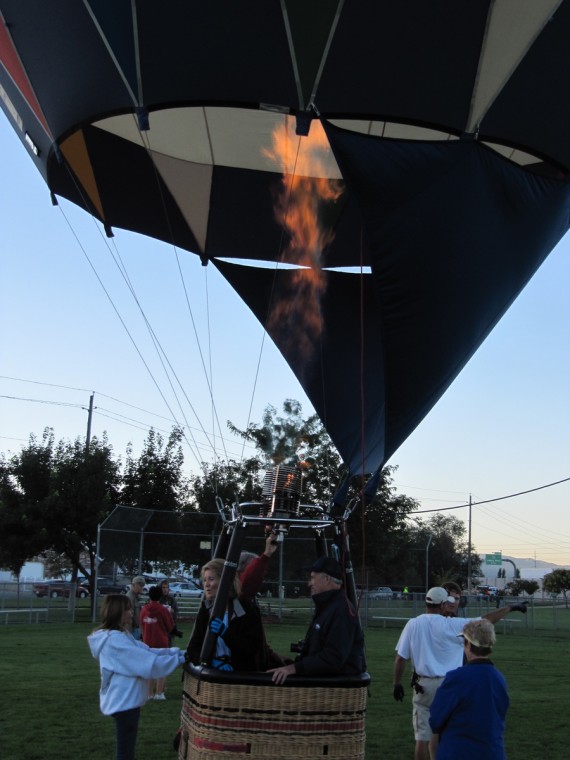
[1,116,569,567]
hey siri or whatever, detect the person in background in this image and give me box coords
[88,594,184,760]
[125,576,146,640]
[442,581,462,618]
[269,556,365,684]
[159,580,181,642]
[186,557,267,671]
[392,586,527,760]
[140,586,175,700]
[238,531,279,599]
[238,531,290,668]
[429,619,509,759]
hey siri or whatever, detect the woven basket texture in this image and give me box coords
[178,671,367,759]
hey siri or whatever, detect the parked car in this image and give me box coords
[169,580,203,598]
[476,585,498,599]
[80,578,128,596]
[32,580,90,599]
[367,586,395,600]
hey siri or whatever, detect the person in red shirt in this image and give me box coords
[140,586,174,700]
[237,532,289,668]
[238,531,279,599]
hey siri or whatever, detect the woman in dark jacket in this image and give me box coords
[186,558,267,671]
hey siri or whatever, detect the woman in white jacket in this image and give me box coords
[88,593,185,760]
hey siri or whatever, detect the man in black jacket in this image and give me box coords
[269,556,365,684]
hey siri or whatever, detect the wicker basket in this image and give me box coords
[178,665,370,759]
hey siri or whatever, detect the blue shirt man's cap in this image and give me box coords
[310,556,343,582]
[459,619,496,648]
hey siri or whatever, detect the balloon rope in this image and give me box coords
[359,226,368,598]
[135,129,232,473]
[56,161,209,470]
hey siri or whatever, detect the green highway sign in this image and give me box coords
[485,552,503,565]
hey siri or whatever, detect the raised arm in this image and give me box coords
[483,601,528,625]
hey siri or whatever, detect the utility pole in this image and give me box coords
[467,493,472,592]
[425,534,433,594]
[85,392,95,454]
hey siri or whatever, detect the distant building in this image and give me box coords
[478,555,569,586]
[0,560,45,582]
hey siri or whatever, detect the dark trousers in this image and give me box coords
[112,706,140,760]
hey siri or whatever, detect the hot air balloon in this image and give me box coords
[2,4,569,756]
[2,1,569,479]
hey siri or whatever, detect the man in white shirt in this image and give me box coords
[392,586,527,760]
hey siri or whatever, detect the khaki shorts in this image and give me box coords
[412,676,444,741]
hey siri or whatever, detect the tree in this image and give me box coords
[543,568,570,608]
[46,434,120,584]
[0,430,55,578]
[188,457,265,569]
[0,429,120,596]
[121,427,189,510]
[41,549,73,579]
[505,579,539,597]
[228,399,323,467]
[117,428,193,573]
[407,513,482,590]
[191,458,264,511]
[345,466,419,587]
[228,400,422,586]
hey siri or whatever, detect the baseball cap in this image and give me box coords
[459,619,496,648]
[310,556,343,582]
[132,576,145,585]
[425,586,455,605]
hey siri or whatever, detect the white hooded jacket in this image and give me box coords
[88,628,185,715]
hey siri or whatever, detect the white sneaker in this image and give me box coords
[154,693,166,701]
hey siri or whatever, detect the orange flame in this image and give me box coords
[262,118,343,361]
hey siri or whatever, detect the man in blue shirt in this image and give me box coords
[429,619,509,759]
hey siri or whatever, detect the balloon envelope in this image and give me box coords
[1,1,569,473]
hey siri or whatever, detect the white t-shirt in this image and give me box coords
[395,613,480,677]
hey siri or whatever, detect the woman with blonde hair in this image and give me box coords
[186,558,267,671]
[88,594,185,760]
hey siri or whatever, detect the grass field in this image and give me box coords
[1,616,569,759]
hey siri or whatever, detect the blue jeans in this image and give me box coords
[112,706,140,760]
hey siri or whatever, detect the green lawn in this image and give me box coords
[1,618,569,759]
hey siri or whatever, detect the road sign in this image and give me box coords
[485,552,503,565]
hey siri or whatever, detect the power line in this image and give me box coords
[0,394,84,409]
[410,476,570,515]
[1,385,257,459]
[0,375,92,393]
[1,375,197,426]
[476,502,570,543]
